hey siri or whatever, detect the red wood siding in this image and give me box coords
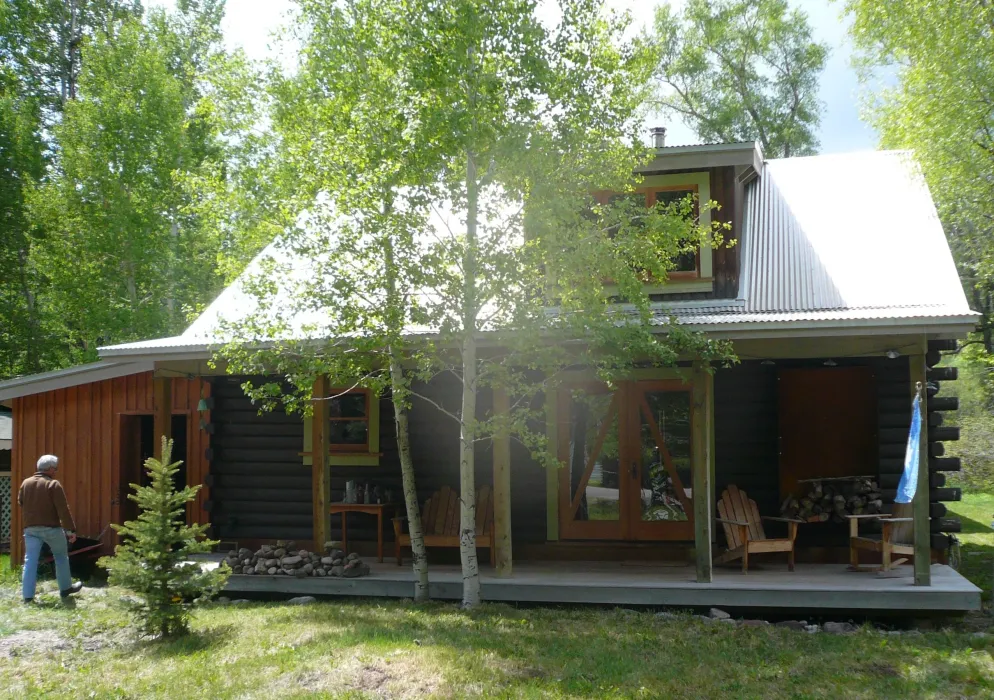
[8,372,211,563]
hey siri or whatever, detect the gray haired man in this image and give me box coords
[18,455,83,603]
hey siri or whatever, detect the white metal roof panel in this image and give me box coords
[0,360,155,401]
[97,148,976,359]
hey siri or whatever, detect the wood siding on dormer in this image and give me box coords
[642,165,739,301]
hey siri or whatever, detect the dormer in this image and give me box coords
[630,133,764,299]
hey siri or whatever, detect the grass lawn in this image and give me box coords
[947,493,994,605]
[1,555,994,698]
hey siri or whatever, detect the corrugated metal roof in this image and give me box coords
[97,148,977,359]
[740,150,969,314]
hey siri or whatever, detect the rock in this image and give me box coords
[345,560,360,569]
[696,615,717,623]
[267,567,278,575]
[804,625,820,634]
[824,622,856,635]
[298,550,310,558]
[285,541,297,551]
[709,608,730,620]
[330,566,345,577]
[347,552,360,561]
[887,630,903,636]
[231,599,251,605]
[254,563,267,574]
[315,568,327,577]
[655,612,679,620]
[775,620,808,631]
[274,548,286,558]
[332,558,344,567]
[242,566,254,575]
[740,620,769,628]
[330,549,345,560]
[216,596,231,605]
[282,555,302,567]
[255,548,266,557]
[719,617,737,624]
[288,596,317,605]
[238,548,251,557]
[343,565,365,578]
[294,568,308,578]
[302,563,314,574]
[971,632,988,640]
[321,557,335,566]
[265,558,278,567]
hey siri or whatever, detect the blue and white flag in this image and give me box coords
[895,393,922,504]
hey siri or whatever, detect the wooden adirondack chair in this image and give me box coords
[846,502,915,574]
[393,485,496,567]
[715,485,802,573]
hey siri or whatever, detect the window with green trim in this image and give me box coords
[303,389,381,467]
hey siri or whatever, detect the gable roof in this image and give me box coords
[96,147,976,360]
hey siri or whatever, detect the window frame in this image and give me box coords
[302,388,381,467]
[327,388,372,453]
[596,172,714,294]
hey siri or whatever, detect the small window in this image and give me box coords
[648,186,699,278]
[328,390,371,452]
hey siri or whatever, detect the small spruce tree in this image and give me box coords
[99,437,229,638]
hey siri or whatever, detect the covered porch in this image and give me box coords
[221,560,981,614]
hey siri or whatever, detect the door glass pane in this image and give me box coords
[640,391,692,521]
[568,390,620,521]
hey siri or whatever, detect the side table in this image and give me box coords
[328,502,392,563]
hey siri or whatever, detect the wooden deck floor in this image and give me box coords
[222,561,981,613]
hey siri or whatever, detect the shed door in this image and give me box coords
[777,367,877,500]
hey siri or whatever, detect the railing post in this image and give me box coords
[910,348,931,586]
[493,387,512,576]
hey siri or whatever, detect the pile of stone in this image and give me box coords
[224,540,371,578]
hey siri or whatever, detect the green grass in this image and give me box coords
[3,520,994,698]
[948,493,994,604]
[0,577,993,697]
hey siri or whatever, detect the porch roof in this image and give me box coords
[94,148,976,359]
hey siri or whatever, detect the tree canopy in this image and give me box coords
[652,0,827,157]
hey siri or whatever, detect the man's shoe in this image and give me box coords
[23,598,33,604]
[60,582,83,598]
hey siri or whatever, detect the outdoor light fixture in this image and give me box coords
[823,358,837,367]
[760,359,775,366]
[886,350,901,359]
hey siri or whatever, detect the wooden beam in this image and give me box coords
[910,350,931,586]
[152,377,172,461]
[312,375,331,549]
[693,362,713,583]
[493,387,512,576]
[545,390,559,541]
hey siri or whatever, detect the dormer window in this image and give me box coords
[598,172,714,293]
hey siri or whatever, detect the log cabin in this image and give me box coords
[0,142,982,612]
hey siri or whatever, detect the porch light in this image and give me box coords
[760,359,775,366]
[823,358,837,367]
[197,397,209,412]
[886,350,901,359]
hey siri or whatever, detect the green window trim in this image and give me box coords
[302,391,381,467]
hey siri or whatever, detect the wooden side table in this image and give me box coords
[329,502,392,563]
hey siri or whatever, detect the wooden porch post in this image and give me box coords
[312,376,331,549]
[545,391,559,541]
[693,362,713,583]
[153,377,172,461]
[910,348,931,586]
[493,387,512,576]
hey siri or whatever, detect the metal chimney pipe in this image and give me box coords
[650,126,667,149]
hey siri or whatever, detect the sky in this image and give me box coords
[148,0,878,154]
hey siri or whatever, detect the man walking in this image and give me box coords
[19,455,83,603]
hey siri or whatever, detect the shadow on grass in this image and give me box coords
[140,623,237,658]
[254,600,994,696]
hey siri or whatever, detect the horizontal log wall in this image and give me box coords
[208,376,309,543]
[8,372,209,563]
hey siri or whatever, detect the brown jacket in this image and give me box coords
[18,473,77,531]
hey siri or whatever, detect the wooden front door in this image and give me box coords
[558,381,696,541]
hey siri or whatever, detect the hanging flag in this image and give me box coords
[895,391,922,504]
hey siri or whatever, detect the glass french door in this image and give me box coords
[559,381,695,541]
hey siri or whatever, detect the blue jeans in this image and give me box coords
[22,526,73,599]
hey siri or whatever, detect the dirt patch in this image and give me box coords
[0,630,72,659]
[279,652,444,699]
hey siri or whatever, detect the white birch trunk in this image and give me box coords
[389,351,430,601]
[459,151,481,608]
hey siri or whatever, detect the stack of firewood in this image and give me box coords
[780,478,883,523]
